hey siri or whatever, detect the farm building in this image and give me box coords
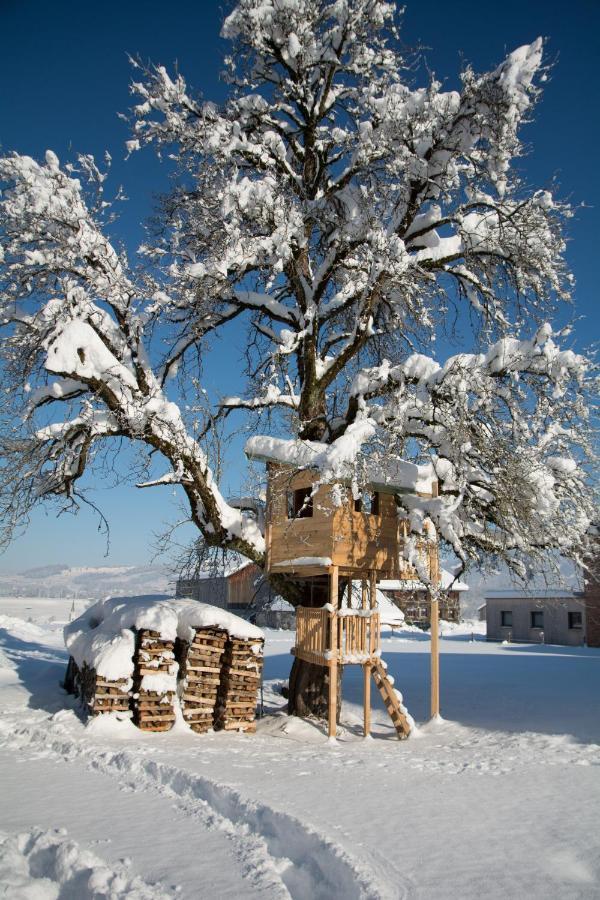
[254,596,296,630]
[176,561,270,613]
[379,568,469,626]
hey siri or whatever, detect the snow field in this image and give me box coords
[0,826,170,899]
[1,596,600,898]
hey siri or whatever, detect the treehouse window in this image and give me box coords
[500,610,512,627]
[358,492,380,515]
[568,611,582,629]
[287,487,313,519]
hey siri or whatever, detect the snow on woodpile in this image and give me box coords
[64,597,179,682]
[64,597,264,733]
[64,597,263,679]
[172,600,263,643]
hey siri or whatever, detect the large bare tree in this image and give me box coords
[0,0,596,716]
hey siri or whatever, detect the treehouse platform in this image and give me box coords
[292,567,415,739]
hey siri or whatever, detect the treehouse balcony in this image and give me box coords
[292,606,381,667]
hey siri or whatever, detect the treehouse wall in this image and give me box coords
[265,464,427,579]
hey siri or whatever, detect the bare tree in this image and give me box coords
[0,0,596,716]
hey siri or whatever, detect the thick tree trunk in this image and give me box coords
[285,578,343,722]
[288,657,342,721]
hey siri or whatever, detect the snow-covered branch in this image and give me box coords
[0,1,595,580]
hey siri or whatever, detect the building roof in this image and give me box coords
[379,567,469,593]
[484,588,578,600]
[245,434,436,495]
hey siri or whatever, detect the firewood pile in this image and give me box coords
[132,629,177,732]
[215,636,264,733]
[64,599,265,736]
[179,628,227,733]
[64,657,131,717]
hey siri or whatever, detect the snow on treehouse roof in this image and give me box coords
[244,435,436,495]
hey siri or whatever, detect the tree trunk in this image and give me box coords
[288,657,342,721]
[286,578,343,722]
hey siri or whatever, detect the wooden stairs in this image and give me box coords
[371,659,413,739]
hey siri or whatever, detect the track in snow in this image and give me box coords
[0,715,393,900]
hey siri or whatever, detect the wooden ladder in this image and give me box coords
[371,659,412,740]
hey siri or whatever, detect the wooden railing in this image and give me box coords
[293,607,381,666]
[294,607,330,664]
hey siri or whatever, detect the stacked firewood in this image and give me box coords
[179,628,227,733]
[64,657,131,716]
[133,629,177,732]
[215,636,264,733]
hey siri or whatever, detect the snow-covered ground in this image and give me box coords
[1,596,599,899]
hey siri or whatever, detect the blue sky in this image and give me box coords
[0,0,598,571]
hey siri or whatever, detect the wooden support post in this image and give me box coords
[328,566,339,740]
[363,663,371,738]
[361,580,368,610]
[430,591,440,719]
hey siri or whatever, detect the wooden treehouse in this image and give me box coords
[246,439,442,740]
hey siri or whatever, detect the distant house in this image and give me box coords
[378,568,469,626]
[485,531,600,647]
[254,596,296,630]
[485,589,585,646]
[477,603,487,622]
[176,562,270,614]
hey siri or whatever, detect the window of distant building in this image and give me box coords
[568,611,583,629]
[287,487,313,519]
[500,610,513,627]
[530,610,544,629]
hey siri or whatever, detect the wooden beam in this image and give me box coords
[361,579,368,610]
[328,566,339,739]
[363,663,371,738]
[430,591,440,719]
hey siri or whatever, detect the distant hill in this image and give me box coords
[0,564,175,599]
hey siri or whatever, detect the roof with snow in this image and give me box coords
[379,567,469,593]
[485,588,579,600]
[245,435,436,495]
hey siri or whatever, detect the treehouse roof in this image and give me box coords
[245,435,436,496]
